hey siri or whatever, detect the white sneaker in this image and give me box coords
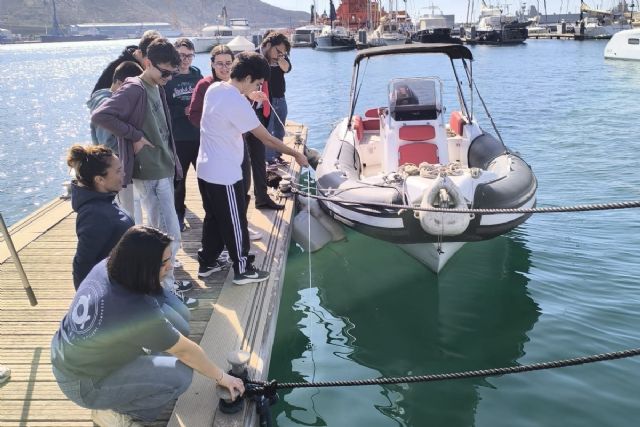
[248,227,263,241]
[91,409,143,427]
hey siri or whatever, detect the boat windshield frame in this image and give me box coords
[347,43,474,130]
[353,43,473,66]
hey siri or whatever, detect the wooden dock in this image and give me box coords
[0,123,307,426]
[528,33,590,40]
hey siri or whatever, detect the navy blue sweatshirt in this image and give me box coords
[71,183,134,289]
[164,66,203,142]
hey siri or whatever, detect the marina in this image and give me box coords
[2,8,640,426]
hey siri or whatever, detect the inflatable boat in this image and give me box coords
[315,44,537,272]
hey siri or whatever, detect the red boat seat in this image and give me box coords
[398,125,436,142]
[364,107,381,118]
[351,115,364,141]
[449,111,468,136]
[363,119,380,131]
[398,143,439,165]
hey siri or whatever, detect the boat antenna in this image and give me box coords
[462,60,505,145]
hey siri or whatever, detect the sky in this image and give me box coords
[261,1,626,22]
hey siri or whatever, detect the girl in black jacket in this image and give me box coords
[67,145,133,289]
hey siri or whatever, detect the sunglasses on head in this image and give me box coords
[151,61,178,78]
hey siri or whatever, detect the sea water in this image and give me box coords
[1,39,639,426]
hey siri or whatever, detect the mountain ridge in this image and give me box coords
[0,0,311,35]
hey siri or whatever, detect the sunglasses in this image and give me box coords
[180,53,195,61]
[151,61,178,78]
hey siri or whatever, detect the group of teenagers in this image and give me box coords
[50,31,308,426]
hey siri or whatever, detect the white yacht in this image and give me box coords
[368,17,407,47]
[604,28,640,60]
[291,24,323,48]
[192,17,253,53]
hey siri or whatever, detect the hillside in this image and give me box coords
[0,0,311,35]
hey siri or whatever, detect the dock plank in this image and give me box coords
[0,122,307,426]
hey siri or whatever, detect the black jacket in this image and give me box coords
[71,182,134,289]
[92,45,138,94]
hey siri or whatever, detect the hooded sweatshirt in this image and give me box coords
[92,45,138,94]
[86,89,118,153]
[91,77,183,186]
[71,182,134,289]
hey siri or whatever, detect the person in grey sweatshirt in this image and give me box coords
[91,38,195,305]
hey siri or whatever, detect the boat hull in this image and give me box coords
[315,135,537,244]
[314,34,356,51]
[604,28,640,60]
[412,29,462,45]
[398,242,466,273]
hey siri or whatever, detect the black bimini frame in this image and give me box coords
[347,43,475,129]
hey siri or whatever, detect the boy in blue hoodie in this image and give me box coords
[87,61,143,223]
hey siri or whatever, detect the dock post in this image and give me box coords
[0,213,37,306]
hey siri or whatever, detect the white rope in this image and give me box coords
[265,98,292,137]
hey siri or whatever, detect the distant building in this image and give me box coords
[71,22,182,39]
[336,0,383,30]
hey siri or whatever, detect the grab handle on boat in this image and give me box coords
[0,213,37,306]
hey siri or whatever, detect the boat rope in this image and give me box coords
[289,185,640,215]
[462,60,504,145]
[244,347,640,393]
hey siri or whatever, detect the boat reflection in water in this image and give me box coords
[271,231,539,425]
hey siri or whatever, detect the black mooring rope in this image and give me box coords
[290,187,640,215]
[247,347,640,391]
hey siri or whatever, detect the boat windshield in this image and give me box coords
[388,78,440,121]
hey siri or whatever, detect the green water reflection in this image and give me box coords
[270,231,539,426]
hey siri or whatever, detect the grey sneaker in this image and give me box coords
[233,265,270,285]
[198,259,228,278]
[91,409,143,427]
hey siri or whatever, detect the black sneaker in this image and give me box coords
[169,288,198,309]
[233,265,270,285]
[198,260,227,278]
[174,280,193,292]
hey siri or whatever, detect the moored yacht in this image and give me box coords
[291,24,323,47]
[412,6,461,44]
[192,10,253,54]
[604,28,640,60]
[314,25,357,51]
[461,2,529,45]
[314,0,356,51]
[368,17,407,47]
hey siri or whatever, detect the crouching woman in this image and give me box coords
[51,226,244,426]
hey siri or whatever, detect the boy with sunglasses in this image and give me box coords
[92,38,197,308]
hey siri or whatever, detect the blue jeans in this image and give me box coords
[133,177,181,288]
[154,288,191,336]
[52,289,192,421]
[266,96,288,162]
[53,356,193,422]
